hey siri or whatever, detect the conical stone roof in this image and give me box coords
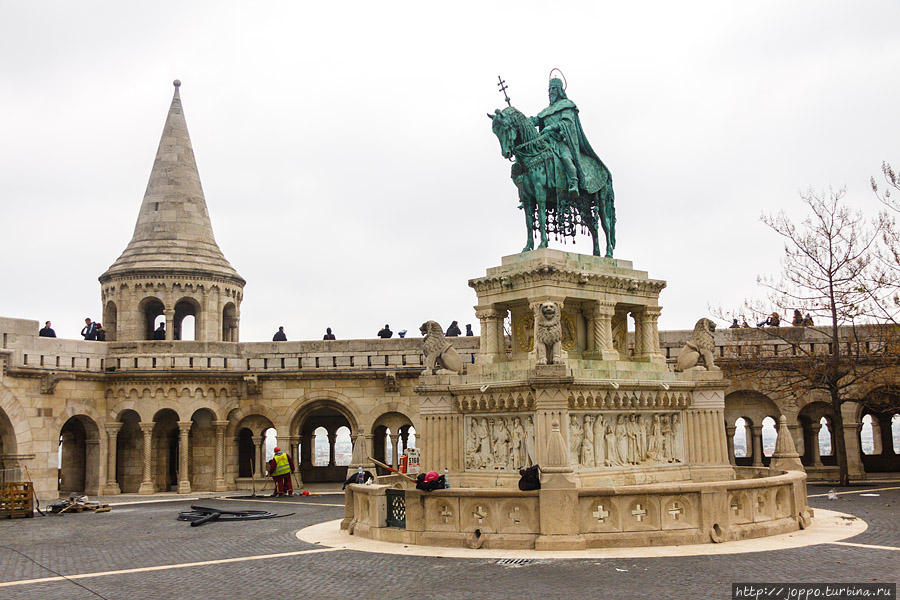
[100,80,244,284]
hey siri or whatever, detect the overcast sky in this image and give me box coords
[1,2,898,341]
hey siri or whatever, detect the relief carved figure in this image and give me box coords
[581,415,595,466]
[492,418,511,469]
[569,414,583,465]
[475,417,492,468]
[604,423,620,466]
[421,320,463,374]
[674,318,720,372]
[534,301,563,365]
[465,414,537,472]
[524,416,537,467]
[511,417,526,469]
[593,415,606,467]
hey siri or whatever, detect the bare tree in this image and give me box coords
[738,189,899,486]
[870,161,900,320]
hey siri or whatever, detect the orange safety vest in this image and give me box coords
[271,452,291,476]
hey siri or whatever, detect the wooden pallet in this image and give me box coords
[1,482,34,519]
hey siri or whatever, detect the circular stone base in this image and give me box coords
[296,509,866,559]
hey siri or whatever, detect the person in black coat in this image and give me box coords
[323,327,336,340]
[39,321,56,338]
[81,318,97,341]
[273,326,287,341]
[153,323,166,340]
[445,321,462,337]
[377,324,393,338]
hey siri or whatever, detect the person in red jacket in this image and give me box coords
[266,447,295,497]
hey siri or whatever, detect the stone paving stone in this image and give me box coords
[0,487,897,600]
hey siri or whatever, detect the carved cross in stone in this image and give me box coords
[667,502,683,521]
[730,498,742,515]
[756,493,766,515]
[631,504,648,522]
[593,504,610,523]
[440,505,452,524]
[473,506,488,524]
[508,506,521,524]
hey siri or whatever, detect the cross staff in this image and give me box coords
[497,75,511,106]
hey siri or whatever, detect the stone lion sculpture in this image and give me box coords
[675,318,720,372]
[420,321,463,375]
[534,301,563,365]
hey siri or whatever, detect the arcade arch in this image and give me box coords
[115,409,143,493]
[173,297,200,341]
[291,399,356,483]
[372,411,415,473]
[58,415,101,495]
[139,297,165,340]
[725,391,780,467]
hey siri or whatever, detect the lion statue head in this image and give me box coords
[421,320,446,358]
[540,301,560,324]
[691,318,716,352]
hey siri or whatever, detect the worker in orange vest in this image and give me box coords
[266,447,295,497]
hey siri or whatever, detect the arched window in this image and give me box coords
[335,426,351,466]
[819,416,833,456]
[860,415,876,455]
[313,427,329,466]
[174,298,200,341]
[407,426,416,448]
[263,427,278,462]
[384,428,393,465]
[761,416,777,457]
[222,302,237,342]
[139,297,166,340]
[103,301,117,341]
[733,418,748,458]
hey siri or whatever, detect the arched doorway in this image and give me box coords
[189,408,216,490]
[372,411,415,475]
[0,408,18,483]
[174,298,201,341]
[222,302,237,341]
[59,415,101,495]
[293,402,355,483]
[115,409,143,493]
[232,414,275,490]
[725,391,780,467]
[152,409,179,492]
[139,297,166,340]
[103,301,118,341]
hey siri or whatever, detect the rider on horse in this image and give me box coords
[530,78,611,197]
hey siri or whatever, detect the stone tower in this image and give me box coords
[99,81,245,342]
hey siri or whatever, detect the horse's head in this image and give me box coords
[488,107,525,159]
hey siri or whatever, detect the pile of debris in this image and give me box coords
[48,493,110,515]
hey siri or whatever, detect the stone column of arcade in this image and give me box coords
[389,432,400,469]
[289,436,302,485]
[213,420,228,491]
[138,422,154,494]
[877,414,895,456]
[328,431,337,467]
[751,425,764,467]
[104,422,122,494]
[475,308,506,365]
[809,422,824,467]
[725,425,737,465]
[251,435,261,479]
[588,302,619,360]
[639,307,666,364]
[164,309,175,341]
[840,401,866,480]
[177,421,192,493]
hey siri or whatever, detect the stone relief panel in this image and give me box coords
[464,413,536,472]
[568,411,684,469]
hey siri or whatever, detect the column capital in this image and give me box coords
[475,307,506,320]
[164,308,175,317]
[809,422,822,433]
[105,422,123,434]
[750,425,763,434]
[213,420,229,431]
[139,422,154,434]
[589,301,616,318]
[177,420,193,433]
[725,426,736,436]
[642,306,662,319]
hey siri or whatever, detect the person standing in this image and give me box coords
[323,327,336,340]
[153,322,166,340]
[266,446,295,497]
[465,324,474,336]
[39,321,56,337]
[377,324,393,338]
[445,321,462,337]
[81,318,97,341]
[273,326,287,341]
[95,323,106,341]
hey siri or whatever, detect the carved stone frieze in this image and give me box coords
[567,389,691,410]
[464,413,536,472]
[568,411,684,469]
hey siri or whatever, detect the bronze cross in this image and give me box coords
[497,75,511,107]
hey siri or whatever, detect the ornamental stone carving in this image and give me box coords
[674,318,720,372]
[420,320,463,375]
[534,301,563,365]
[464,413,536,471]
[567,411,683,468]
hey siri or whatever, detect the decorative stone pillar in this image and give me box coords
[877,414,895,455]
[588,302,618,361]
[809,422,824,467]
[213,420,228,491]
[104,423,122,494]
[725,425,736,465]
[751,426,764,467]
[138,422,154,495]
[164,309,175,341]
[840,401,866,480]
[389,433,400,469]
[327,431,337,467]
[399,428,409,452]
[638,307,665,364]
[300,433,313,468]
[251,435,261,479]
[475,307,506,365]
[629,310,643,358]
[288,436,302,486]
[177,421,192,494]
[612,310,628,355]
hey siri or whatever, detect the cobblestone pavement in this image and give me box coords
[0,485,896,600]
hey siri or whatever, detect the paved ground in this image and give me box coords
[0,485,896,600]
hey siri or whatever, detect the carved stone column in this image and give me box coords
[629,310,643,358]
[177,421,192,494]
[639,307,665,364]
[300,433,313,468]
[725,425,736,465]
[877,414,895,456]
[327,431,337,467]
[751,425,764,467]
[164,309,175,341]
[251,436,261,479]
[475,307,506,365]
[588,302,619,360]
[808,422,824,467]
[840,402,866,480]
[612,309,628,356]
[138,422,154,495]
[389,433,400,469]
[104,423,122,494]
[288,436,302,486]
[213,420,228,491]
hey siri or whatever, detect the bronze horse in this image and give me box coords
[489,106,615,257]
